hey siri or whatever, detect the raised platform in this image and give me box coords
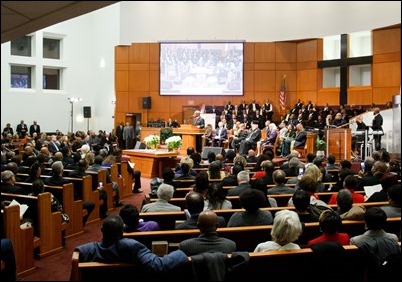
[122,149,179,178]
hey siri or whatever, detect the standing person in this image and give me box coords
[371,107,383,151]
[2,123,14,136]
[192,110,205,153]
[1,237,17,282]
[115,122,125,149]
[135,121,142,143]
[29,120,41,136]
[123,122,135,149]
[16,120,28,139]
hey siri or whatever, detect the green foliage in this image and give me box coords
[160,127,173,143]
[316,135,326,151]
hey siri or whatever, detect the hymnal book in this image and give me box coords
[9,199,29,218]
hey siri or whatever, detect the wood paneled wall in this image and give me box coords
[114,25,400,127]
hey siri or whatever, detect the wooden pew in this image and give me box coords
[16,181,84,238]
[86,170,114,211]
[71,245,368,281]
[153,190,367,209]
[140,202,390,231]
[2,205,36,277]
[17,173,100,223]
[124,217,401,252]
[1,192,65,258]
[116,162,132,197]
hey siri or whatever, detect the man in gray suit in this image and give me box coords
[179,210,236,256]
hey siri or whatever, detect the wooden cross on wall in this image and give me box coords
[317,34,373,105]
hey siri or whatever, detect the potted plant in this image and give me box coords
[144,134,160,150]
[165,135,182,152]
[316,135,326,158]
[160,127,173,144]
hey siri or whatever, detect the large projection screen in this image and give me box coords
[159,41,244,96]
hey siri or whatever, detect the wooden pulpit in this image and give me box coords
[173,125,205,155]
[325,128,351,161]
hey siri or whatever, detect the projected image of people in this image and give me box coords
[160,42,243,95]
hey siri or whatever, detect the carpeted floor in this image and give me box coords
[21,177,151,281]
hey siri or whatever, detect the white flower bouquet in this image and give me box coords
[144,134,160,149]
[165,135,182,151]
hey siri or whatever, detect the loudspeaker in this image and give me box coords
[142,96,151,109]
[83,106,91,118]
[135,141,147,149]
[201,146,225,160]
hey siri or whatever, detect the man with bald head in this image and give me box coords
[178,210,236,256]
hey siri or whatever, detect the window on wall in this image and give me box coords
[320,31,372,88]
[10,36,32,57]
[43,38,60,59]
[10,65,32,88]
[43,68,60,89]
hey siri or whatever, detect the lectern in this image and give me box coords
[173,125,205,155]
[325,128,351,161]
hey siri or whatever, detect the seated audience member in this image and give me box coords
[114,149,143,193]
[119,204,159,232]
[205,182,232,210]
[75,215,188,272]
[267,169,296,195]
[328,175,365,205]
[212,121,228,147]
[292,189,320,223]
[176,192,226,230]
[141,184,181,213]
[350,207,401,281]
[246,149,258,163]
[307,210,350,247]
[161,167,181,190]
[179,210,236,256]
[1,237,17,282]
[88,155,122,207]
[227,189,273,227]
[221,164,243,187]
[207,160,225,181]
[251,160,275,193]
[30,179,70,223]
[254,210,302,252]
[227,170,251,196]
[380,184,401,218]
[174,163,196,180]
[1,170,28,195]
[366,172,399,203]
[335,189,365,220]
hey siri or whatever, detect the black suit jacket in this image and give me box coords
[29,124,41,136]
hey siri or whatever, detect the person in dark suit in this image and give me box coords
[239,120,261,155]
[29,120,41,136]
[179,210,236,256]
[16,120,28,139]
[75,215,188,271]
[115,122,125,149]
[371,107,383,150]
[176,192,226,230]
[2,123,14,136]
[192,110,205,153]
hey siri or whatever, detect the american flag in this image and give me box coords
[279,76,286,110]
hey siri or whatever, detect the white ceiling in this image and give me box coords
[1,1,119,43]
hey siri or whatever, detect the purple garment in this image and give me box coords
[136,220,160,232]
[123,220,160,232]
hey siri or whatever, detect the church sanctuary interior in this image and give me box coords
[1,2,401,281]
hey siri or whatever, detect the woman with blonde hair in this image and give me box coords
[304,164,325,192]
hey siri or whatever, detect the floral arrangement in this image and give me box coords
[144,134,160,149]
[165,135,182,151]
